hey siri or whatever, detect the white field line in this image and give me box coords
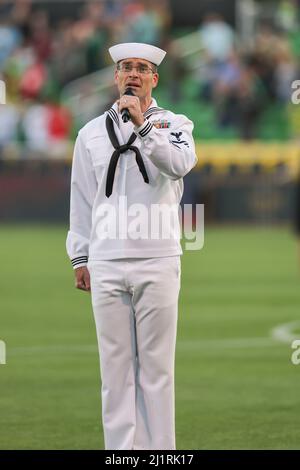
[7,337,279,357]
[178,337,277,350]
[271,320,300,343]
[7,321,299,357]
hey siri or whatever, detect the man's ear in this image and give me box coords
[152,73,159,89]
[114,68,119,85]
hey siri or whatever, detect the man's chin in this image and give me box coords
[125,86,141,95]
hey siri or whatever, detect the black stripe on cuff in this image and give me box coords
[139,121,153,138]
[71,256,88,267]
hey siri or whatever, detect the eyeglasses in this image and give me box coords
[117,63,156,74]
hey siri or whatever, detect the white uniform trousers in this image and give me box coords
[88,256,181,450]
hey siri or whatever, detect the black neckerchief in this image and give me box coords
[105,115,149,197]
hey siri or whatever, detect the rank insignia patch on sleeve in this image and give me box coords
[170,131,189,148]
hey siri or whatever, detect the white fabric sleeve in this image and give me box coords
[66,131,97,269]
[134,114,198,179]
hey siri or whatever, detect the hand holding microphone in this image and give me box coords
[119,88,145,127]
[121,88,135,123]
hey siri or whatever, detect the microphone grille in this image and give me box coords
[124,88,135,96]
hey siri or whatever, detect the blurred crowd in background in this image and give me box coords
[0,0,300,159]
[0,0,171,158]
[197,11,300,140]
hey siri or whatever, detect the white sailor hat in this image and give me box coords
[108,42,166,66]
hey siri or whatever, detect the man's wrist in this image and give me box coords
[134,116,146,127]
[134,120,153,140]
[71,256,88,269]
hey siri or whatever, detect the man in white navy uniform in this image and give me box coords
[66,42,197,450]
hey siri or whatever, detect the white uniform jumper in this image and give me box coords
[66,98,197,449]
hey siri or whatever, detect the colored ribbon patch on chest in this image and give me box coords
[152,119,171,129]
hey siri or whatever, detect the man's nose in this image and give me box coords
[129,67,139,77]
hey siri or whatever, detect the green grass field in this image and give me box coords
[1,225,300,449]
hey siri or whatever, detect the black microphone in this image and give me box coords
[121,88,135,123]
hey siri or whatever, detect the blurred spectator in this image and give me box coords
[273,41,299,102]
[120,0,166,45]
[198,13,235,102]
[50,19,88,86]
[213,50,242,127]
[212,52,267,139]
[276,0,298,32]
[20,61,47,99]
[235,56,267,140]
[199,13,235,62]
[21,94,72,158]
[166,39,188,103]
[3,23,36,98]
[251,22,293,100]
[0,16,22,69]
[84,1,110,73]
[29,10,52,62]
[0,101,20,155]
[6,0,32,28]
[46,100,72,158]
[21,97,50,154]
[108,0,169,47]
